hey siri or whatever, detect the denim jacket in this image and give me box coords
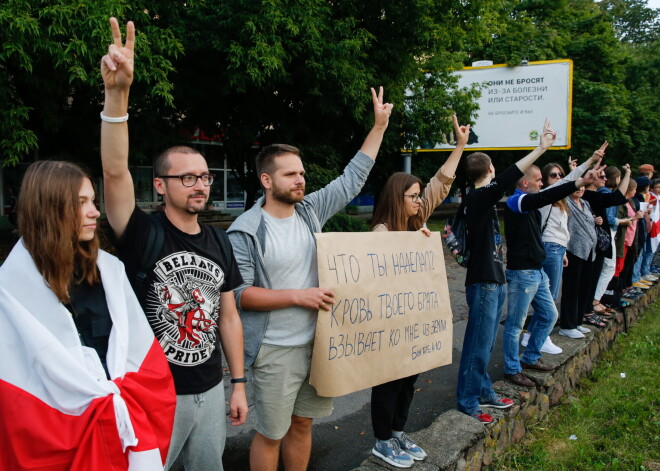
[227,151,374,367]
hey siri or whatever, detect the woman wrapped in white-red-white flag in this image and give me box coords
[0,161,175,471]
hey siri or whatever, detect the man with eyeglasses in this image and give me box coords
[99,19,247,470]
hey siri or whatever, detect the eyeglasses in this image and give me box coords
[158,174,215,187]
[548,172,564,178]
[404,193,421,202]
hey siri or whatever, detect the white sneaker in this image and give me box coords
[558,328,585,339]
[576,325,590,334]
[540,337,562,354]
[522,333,562,354]
[642,275,658,282]
[521,332,530,347]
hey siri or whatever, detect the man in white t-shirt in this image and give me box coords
[228,88,392,471]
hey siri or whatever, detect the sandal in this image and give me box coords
[583,313,607,328]
[593,302,615,314]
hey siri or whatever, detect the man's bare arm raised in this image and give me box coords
[101,18,135,239]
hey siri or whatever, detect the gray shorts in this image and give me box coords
[252,344,333,440]
[165,380,226,471]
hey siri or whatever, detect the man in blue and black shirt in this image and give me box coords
[502,162,602,387]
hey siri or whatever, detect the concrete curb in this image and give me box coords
[353,282,660,471]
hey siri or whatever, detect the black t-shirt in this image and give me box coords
[634,195,647,247]
[116,208,243,394]
[464,164,523,285]
[67,280,113,379]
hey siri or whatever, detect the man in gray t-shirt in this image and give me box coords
[227,87,392,471]
[261,210,318,346]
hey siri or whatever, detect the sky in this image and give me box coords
[647,0,660,9]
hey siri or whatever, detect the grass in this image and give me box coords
[495,299,660,471]
[426,217,445,233]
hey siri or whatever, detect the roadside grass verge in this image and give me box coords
[495,300,660,471]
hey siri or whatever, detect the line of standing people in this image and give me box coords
[4,15,658,471]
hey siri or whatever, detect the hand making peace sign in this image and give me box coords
[539,118,557,150]
[370,86,394,129]
[101,17,135,92]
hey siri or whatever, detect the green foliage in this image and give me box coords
[401,65,482,155]
[600,0,659,44]
[0,0,182,166]
[465,0,659,175]
[322,213,370,233]
[1,0,657,191]
[163,0,507,199]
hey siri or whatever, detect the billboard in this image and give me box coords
[421,60,573,151]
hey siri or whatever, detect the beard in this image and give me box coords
[271,183,305,205]
[185,191,209,214]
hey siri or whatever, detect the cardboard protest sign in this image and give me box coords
[310,231,452,397]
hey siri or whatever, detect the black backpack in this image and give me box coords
[442,202,470,267]
[133,213,233,292]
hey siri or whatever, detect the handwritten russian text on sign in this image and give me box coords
[310,232,452,397]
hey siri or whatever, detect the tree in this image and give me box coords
[2,0,507,198]
[599,0,659,44]
[464,0,649,175]
[601,0,660,167]
[0,0,182,167]
[159,0,506,206]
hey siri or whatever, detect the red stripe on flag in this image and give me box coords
[118,339,176,460]
[0,339,175,470]
[651,219,660,238]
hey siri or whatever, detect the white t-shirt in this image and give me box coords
[261,209,318,346]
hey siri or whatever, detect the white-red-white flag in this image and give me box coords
[649,193,660,251]
[0,242,176,471]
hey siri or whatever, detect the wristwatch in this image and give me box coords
[230,377,248,384]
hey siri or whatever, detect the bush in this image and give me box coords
[322,213,370,232]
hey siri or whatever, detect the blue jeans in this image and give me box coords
[635,240,656,280]
[641,242,656,275]
[528,242,565,335]
[457,282,507,414]
[503,269,558,375]
[541,242,566,300]
[632,248,644,283]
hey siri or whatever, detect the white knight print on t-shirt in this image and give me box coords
[147,251,225,366]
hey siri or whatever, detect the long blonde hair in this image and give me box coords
[18,161,100,303]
